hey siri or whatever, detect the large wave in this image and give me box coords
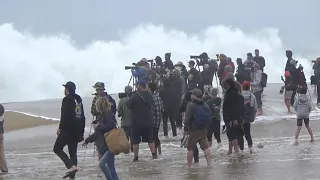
[0,23,313,102]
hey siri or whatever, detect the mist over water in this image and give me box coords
[0,23,314,102]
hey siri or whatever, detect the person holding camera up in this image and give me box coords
[53,81,85,179]
[132,58,151,82]
[126,80,158,161]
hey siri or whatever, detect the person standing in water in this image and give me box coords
[293,86,314,144]
[0,104,8,174]
[205,88,222,148]
[54,81,85,179]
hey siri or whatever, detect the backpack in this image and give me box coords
[261,73,268,87]
[194,103,212,127]
[244,94,255,122]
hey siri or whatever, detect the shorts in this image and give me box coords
[284,91,293,100]
[131,127,154,144]
[226,125,244,141]
[186,130,209,151]
[297,118,310,126]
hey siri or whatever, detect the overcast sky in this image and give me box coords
[1,0,319,54]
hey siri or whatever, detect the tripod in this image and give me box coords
[128,75,137,90]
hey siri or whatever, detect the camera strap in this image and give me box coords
[137,92,151,110]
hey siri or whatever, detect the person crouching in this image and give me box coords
[83,97,119,180]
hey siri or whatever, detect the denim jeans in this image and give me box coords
[99,150,119,180]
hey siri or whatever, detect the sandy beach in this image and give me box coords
[3,111,58,132]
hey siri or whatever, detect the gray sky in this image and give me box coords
[1,0,319,53]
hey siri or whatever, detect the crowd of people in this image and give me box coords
[0,50,318,179]
[53,50,318,179]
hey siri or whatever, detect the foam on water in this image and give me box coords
[5,110,59,121]
[0,23,315,103]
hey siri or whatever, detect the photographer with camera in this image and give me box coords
[187,60,200,90]
[131,58,151,82]
[125,80,157,161]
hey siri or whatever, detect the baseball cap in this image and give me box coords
[93,82,105,90]
[62,81,76,91]
[124,86,133,92]
[210,88,218,96]
[190,88,203,97]
[135,80,147,87]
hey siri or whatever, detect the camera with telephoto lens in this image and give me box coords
[190,55,201,59]
[125,62,140,70]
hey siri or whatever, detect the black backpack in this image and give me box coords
[261,73,268,87]
[244,93,255,122]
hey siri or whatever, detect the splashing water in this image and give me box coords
[0,23,314,102]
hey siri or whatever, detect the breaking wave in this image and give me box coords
[0,23,313,102]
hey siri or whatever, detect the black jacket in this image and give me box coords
[160,77,183,113]
[126,90,154,128]
[223,87,244,125]
[59,94,85,137]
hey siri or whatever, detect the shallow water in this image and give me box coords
[3,83,320,179]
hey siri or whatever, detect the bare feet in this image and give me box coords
[310,139,315,142]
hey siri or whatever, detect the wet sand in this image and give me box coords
[2,84,320,179]
[4,111,58,132]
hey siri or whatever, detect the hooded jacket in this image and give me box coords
[59,93,85,137]
[223,87,245,125]
[294,94,312,119]
[252,70,262,92]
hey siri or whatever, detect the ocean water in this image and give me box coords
[0,23,315,103]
